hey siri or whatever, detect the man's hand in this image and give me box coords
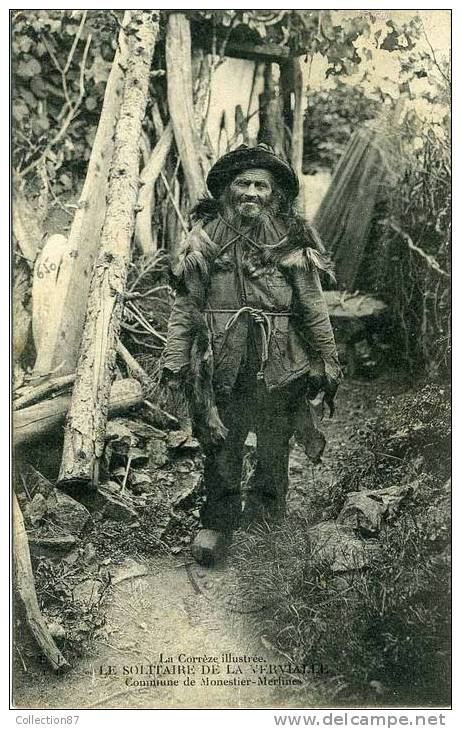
[323,375,339,418]
[306,372,339,418]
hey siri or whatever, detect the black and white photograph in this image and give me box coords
[11,7,451,713]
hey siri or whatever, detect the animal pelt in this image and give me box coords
[189,197,335,280]
[183,309,228,450]
[170,225,220,294]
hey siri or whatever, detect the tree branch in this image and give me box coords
[386,219,450,280]
[17,32,92,180]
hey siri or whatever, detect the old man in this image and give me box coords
[162,144,341,564]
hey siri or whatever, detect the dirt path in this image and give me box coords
[14,551,330,709]
[13,378,396,709]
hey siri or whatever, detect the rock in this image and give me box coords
[337,492,387,536]
[24,493,47,526]
[370,484,415,520]
[127,447,149,467]
[172,473,202,508]
[110,467,126,483]
[19,464,54,499]
[129,470,154,494]
[73,578,104,607]
[46,489,91,536]
[46,621,66,641]
[82,542,97,565]
[106,420,135,451]
[175,459,195,473]
[167,430,200,451]
[98,486,138,522]
[111,557,149,585]
[101,480,122,495]
[337,484,414,536]
[110,418,166,443]
[28,534,78,557]
[149,439,169,468]
[62,549,80,565]
[308,521,372,573]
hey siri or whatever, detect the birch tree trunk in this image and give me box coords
[58,10,159,489]
[166,13,206,205]
[31,12,131,383]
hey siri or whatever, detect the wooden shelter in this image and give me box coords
[186,13,308,185]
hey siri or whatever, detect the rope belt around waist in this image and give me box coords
[205,307,291,380]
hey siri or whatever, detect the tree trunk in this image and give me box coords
[166,13,206,205]
[14,379,142,447]
[58,11,159,489]
[258,63,286,159]
[31,12,132,383]
[135,123,173,256]
[13,492,69,672]
[291,57,306,215]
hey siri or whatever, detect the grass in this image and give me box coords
[228,381,451,706]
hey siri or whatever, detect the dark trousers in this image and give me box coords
[200,364,304,533]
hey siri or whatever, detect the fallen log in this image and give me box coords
[58,11,159,489]
[13,492,69,672]
[14,378,142,447]
[14,341,149,412]
[14,374,75,411]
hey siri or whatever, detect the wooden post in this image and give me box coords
[291,57,306,215]
[135,123,173,256]
[166,13,207,204]
[58,11,159,489]
[258,63,286,158]
[31,12,132,383]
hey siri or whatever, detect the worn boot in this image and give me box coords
[190,529,233,566]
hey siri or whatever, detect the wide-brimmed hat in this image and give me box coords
[206,143,299,200]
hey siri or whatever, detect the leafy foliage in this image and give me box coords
[303,83,380,171]
[12,10,121,194]
[193,10,421,71]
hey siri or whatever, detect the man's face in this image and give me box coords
[228,168,274,219]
